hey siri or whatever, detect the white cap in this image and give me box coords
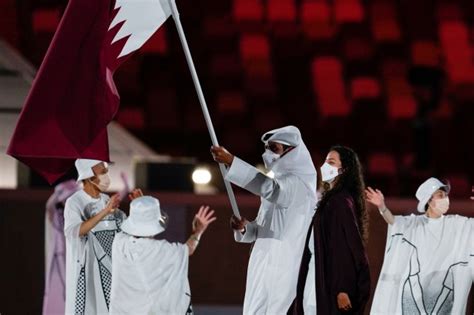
[75,159,106,181]
[121,196,167,237]
[415,177,450,213]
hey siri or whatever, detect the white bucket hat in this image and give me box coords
[75,159,107,181]
[415,177,450,213]
[121,196,167,237]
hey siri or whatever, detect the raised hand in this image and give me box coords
[192,206,217,235]
[366,187,386,210]
[105,193,121,213]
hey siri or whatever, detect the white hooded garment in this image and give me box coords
[225,126,318,315]
[64,190,126,315]
[371,214,474,315]
[109,233,191,315]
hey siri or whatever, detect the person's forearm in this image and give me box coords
[79,209,109,236]
[186,233,202,256]
[379,205,395,225]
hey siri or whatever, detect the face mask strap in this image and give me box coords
[88,176,98,185]
[338,167,345,176]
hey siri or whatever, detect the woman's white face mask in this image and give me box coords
[429,197,450,215]
[320,162,340,183]
[91,173,111,192]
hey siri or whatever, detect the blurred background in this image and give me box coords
[0,0,473,314]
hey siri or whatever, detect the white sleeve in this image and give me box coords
[64,197,84,241]
[64,196,88,266]
[234,221,258,243]
[225,157,297,208]
[161,241,189,262]
[391,214,414,233]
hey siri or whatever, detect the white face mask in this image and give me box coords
[262,150,281,170]
[320,162,340,183]
[91,173,111,192]
[430,197,450,215]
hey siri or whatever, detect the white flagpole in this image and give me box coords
[168,0,241,219]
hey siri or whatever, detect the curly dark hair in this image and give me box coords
[318,145,369,244]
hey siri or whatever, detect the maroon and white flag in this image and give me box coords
[8,0,171,184]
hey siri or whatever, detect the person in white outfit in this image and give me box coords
[211,125,318,315]
[367,177,474,315]
[109,196,216,314]
[64,159,142,314]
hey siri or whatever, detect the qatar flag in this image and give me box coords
[8,0,171,184]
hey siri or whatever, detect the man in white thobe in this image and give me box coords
[110,196,216,314]
[211,125,318,315]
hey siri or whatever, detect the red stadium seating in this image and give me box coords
[300,1,336,40]
[411,40,440,67]
[385,77,417,119]
[368,152,397,176]
[334,0,364,24]
[370,2,401,42]
[233,0,264,22]
[312,57,350,117]
[350,77,381,101]
[267,0,296,22]
[217,91,247,115]
[439,21,474,84]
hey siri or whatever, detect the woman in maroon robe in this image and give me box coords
[290,145,370,314]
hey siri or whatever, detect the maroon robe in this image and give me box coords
[290,190,370,314]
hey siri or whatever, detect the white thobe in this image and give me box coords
[226,157,317,314]
[64,190,126,315]
[110,232,191,315]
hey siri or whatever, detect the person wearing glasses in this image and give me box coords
[211,125,317,315]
